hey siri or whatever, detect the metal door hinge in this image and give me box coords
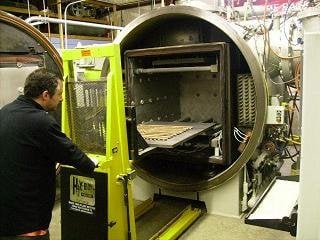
[107,221,116,228]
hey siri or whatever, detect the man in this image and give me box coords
[0,68,98,239]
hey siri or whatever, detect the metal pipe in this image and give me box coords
[64,0,84,49]
[28,21,44,26]
[134,65,218,74]
[25,16,124,30]
[57,0,64,49]
[25,16,124,49]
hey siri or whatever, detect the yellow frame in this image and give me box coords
[61,44,136,240]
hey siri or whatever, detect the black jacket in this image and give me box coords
[0,95,95,236]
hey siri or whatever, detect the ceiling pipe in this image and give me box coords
[25,15,124,48]
[25,16,123,30]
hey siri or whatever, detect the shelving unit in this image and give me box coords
[0,4,115,44]
[0,5,112,25]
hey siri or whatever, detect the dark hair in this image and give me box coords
[24,68,61,98]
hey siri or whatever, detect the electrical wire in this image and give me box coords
[268,76,296,85]
[270,18,299,79]
[277,87,300,162]
[246,1,302,79]
[294,61,301,95]
[234,131,246,140]
[283,148,298,162]
[234,127,248,138]
[283,0,300,46]
[269,45,301,59]
[287,85,300,111]
[240,0,302,164]
[234,131,245,143]
[233,127,248,143]
[285,137,301,145]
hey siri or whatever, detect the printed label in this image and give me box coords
[81,49,91,57]
[69,175,96,215]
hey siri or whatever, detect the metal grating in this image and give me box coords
[137,124,193,141]
[66,81,107,154]
[137,121,213,148]
[237,74,256,127]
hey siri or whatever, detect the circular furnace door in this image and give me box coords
[114,6,267,191]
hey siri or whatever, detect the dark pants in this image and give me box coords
[0,233,49,240]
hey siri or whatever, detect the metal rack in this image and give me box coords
[138,121,214,148]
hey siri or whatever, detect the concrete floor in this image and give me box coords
[180,214,295,240]
[49,199,296,240]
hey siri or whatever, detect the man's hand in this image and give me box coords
[90,157,100,168]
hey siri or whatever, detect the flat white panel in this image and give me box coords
[0,67,38,108]
[297,32,320,240]
[132,176,155,201]
[200,172,242,217]
[248,180,299,220]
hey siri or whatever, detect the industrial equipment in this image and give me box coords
[0,11,205,240]
[0,10,63,175]
[60,44,136,240]
[1,2,305,238]
[60,44,205,240]
[114,5,301,211]
[245,175,299,236]
[0,10,62,109]
[59,4,303,238]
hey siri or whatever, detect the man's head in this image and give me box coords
[24,68,63,111]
